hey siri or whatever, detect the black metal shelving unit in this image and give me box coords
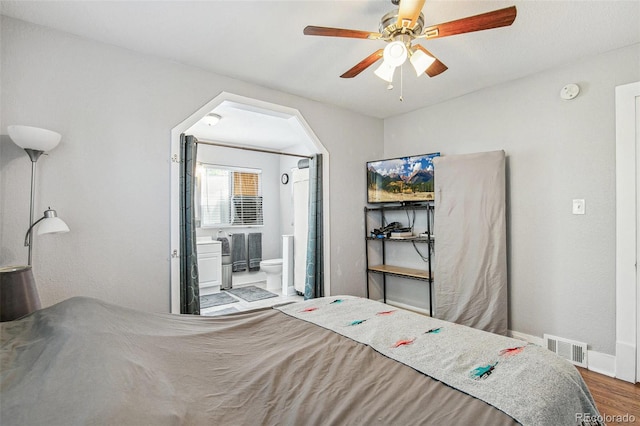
[364,203,434,315]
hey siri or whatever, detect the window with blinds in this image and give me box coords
[198,164,263,227]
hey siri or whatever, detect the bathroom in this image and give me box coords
[185,99,316,311]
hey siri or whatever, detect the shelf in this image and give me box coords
[364,203,433,212]
[368,264,431,281]
[366,236,431,243]
[365,202,434,313]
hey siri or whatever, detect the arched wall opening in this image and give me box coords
[169,92,331,312]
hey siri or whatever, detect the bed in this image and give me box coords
[1,295,602,425]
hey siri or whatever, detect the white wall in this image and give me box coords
[0,16,383,312]
[384,43,640,355]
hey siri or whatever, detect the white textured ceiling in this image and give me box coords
[2,0,639,122]
[185,100,314,150]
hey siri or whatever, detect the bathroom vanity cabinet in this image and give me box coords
[197,240,222,295]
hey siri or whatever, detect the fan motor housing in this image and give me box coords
[379,10,424,39]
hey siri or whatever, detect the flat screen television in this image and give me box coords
[367,152,440,204]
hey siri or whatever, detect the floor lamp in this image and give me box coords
[7,125,70,265]
[1,125,70,322]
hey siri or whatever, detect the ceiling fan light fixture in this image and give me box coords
[383,41,408,67]
[409,48,436,76]
[374,40,408,82]
[374,61,396,83]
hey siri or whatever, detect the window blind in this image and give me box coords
[199,165,263,227]
[201,167,231,226]
[232,171,263,225]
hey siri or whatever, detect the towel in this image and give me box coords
[216,237,231,255]
[231,233,246,272]
[248,233,262,272]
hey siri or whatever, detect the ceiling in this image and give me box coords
[2,0,639,122]
[185,100,315,151]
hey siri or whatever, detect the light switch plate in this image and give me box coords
[572,199,585,215]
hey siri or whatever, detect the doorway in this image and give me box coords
[169,92,331,313]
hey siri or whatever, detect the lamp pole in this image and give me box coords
[24,149,44,266]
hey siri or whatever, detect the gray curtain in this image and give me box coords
[304,154,324,299]
[179,134,200,314]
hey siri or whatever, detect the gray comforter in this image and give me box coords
[0,296,597,425]
[278,296,602,426]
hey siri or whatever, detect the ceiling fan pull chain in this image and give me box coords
[399,64,404,102]
[400,35,405,101]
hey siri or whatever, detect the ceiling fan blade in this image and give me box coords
[396,0,426,29]
[340,49,384,78]
[413,45,448,77]
[422,6,517,39]
[304,26,381,40]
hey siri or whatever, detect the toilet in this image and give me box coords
[260,258,283,292]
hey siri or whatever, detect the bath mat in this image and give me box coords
[200,292,238,309]
[202,307,240,316]
[226,286,278,303]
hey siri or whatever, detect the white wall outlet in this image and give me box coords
[572,199,585,215]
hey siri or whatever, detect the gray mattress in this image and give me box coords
[0,296,600,425]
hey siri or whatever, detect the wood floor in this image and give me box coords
[578,368,640,425]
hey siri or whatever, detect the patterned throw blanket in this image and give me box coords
[277,296,602,426]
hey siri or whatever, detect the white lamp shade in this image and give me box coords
[8,125,62,152]
[375,41,410,83]
[383,41,408,67]
[37,217,70,235]
[410,49,436,76]
[374,61,396,83]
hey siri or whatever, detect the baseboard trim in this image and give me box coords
[508,330,616,377]
[615,341,636,382]
[508,330,544,346]
[588,351,616,377]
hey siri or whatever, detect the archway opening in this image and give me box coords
[169,92,331,313]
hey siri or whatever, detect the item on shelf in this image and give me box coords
[371,221,403,238]
[389,230,414,239]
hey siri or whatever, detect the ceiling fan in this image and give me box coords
[303,0,517,83]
